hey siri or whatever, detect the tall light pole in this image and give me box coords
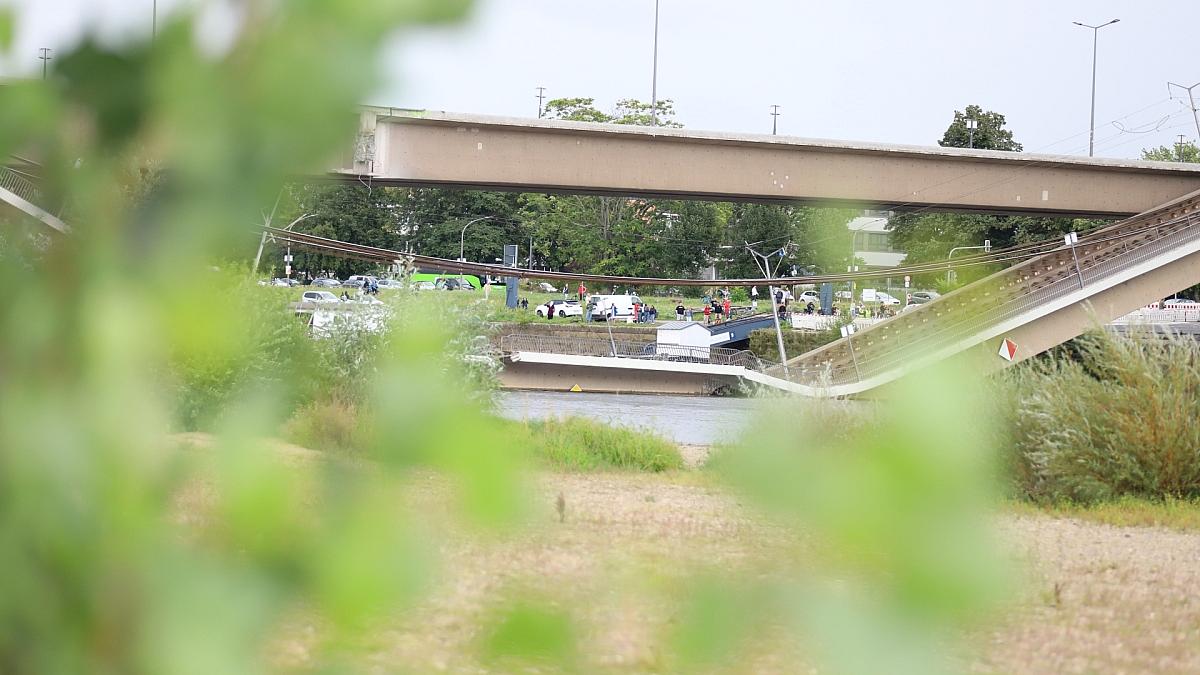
[153,0,157,41]
[37,48,51,79]
[536,86,546,118]
[771,105,781,135]
[459,215,493,280]
[1073,18,1120,157]
[965,117,978,149]
[650,0,660,127]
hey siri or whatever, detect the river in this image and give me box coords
[496,391,779,446]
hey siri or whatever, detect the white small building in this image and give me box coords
[655,321,714,358]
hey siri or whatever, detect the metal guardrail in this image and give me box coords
[784,198,1200,389]
[0,165,44,206]
[499,334,772,371]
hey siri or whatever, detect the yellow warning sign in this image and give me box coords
[570,384,583,392]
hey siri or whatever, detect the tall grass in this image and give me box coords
[999,330,1200,503]
[518,418,684,472]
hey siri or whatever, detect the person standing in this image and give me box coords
[723,297,731,321]
[578,282,587,302]
[675,302,685,321]
[703,303,711,325]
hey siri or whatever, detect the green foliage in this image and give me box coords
[281,398,374,456]
[748,325,843,360]
[517,417,684,472]
[1141,142,1200,163]
[938,104,1022,151]
[999,331,1200,503]
[0,2,497,672]
[710,368,1010,674]
[542,96,682,127]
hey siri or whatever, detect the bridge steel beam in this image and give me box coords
[337,109,1200,218]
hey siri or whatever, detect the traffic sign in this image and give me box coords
[997,338,1017,361]
[904,275,910,288]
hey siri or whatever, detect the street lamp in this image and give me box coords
[651,0,660,126]
[1073,18,1120,157]
[459,215,493,279]
[965,117,978,149]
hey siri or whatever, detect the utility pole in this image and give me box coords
[536,86,546,118]
[1073,19,1120,157]
[1168,81,1200,142]
[1177,135,1188,161]
[770,105,781,135]
[38,48,51,79]
[650,0,660,127]
[966,117,978,149]
[152,0,157,42]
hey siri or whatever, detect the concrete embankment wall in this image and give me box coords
[488,322,657,345]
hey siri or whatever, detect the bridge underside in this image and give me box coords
[335,109,1200,217]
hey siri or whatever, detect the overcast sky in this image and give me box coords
[5,0,1199,159]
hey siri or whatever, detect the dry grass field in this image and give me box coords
[173,435,1200,673]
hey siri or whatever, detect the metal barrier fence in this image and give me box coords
[0,166,43,207]
[784,199,1200,389]
[499,334,771,371]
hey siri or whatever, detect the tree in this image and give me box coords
[542,96,682,127]
[1141,142,1200,163]
[892,105,1103,288]
[939,104,1023,151]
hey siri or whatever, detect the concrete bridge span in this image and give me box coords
[336,108,1200,218]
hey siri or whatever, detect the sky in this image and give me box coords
[5,0,1199,159]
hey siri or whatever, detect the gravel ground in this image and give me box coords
[977,515,1200,675]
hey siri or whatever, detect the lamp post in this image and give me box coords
[459,215,493,280]
[966,117,978,149]
[650,0,660,127]
[1073,18,1120,157]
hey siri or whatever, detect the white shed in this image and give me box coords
[656,321,713,349]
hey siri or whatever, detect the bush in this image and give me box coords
[519,417,684,472]
[999,331,1200,503]
[281,398,374,455]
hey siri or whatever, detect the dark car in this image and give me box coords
[312,278,341,288]
[909,291,941,304]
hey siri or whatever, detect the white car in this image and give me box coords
[301,290,340,304]
[797,291,821,305]
[536,300,584,318]
[868,291,902,306]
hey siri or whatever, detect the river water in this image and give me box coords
[496,391,777,446]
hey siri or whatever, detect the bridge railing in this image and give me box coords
[499,333,770,371]
[0,166,44,208]
[784,193,1200,389]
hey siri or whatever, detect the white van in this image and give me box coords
[590,294,642,318]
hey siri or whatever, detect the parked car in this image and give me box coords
[869,291,902,306]
[341,278,365,289]
[312,278,341,288]
[797,291,821,306]
[374,279,402,290]
[301,290,340,304]
[909,291,941,304]
[411,281,437,291]
[536,300,584,318]
[346,275,378,286]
